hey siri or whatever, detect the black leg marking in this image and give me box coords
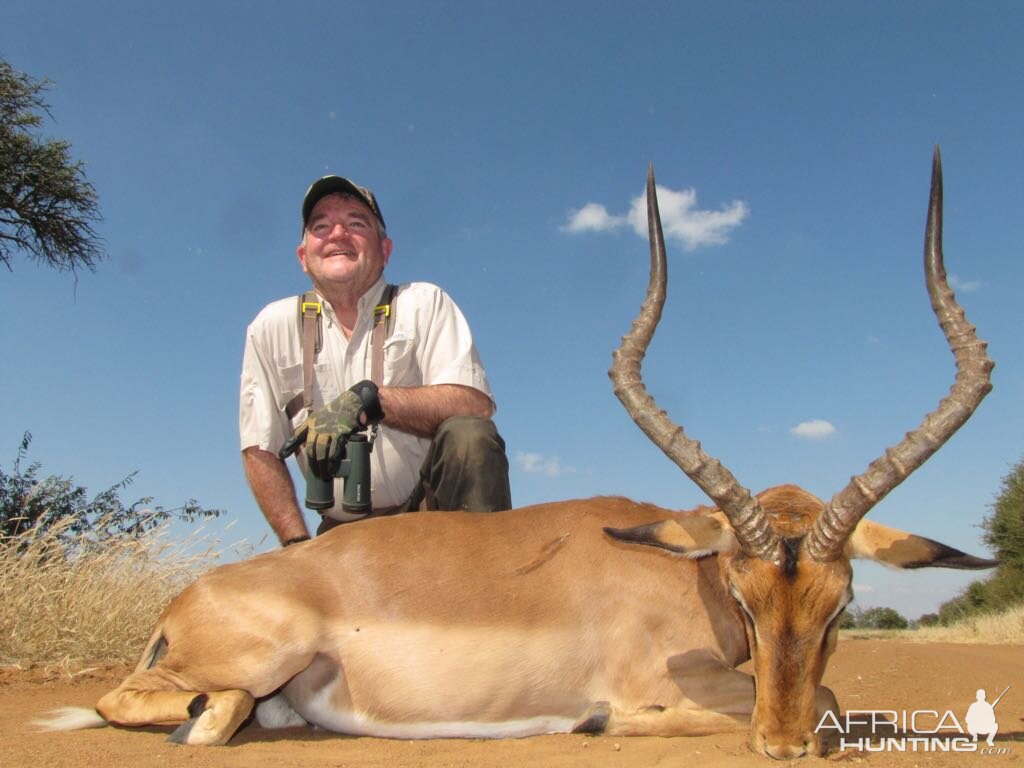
[186,693,209,719]
[167,694,208,744]
[571,701,611,734]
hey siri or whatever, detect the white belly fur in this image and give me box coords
[279,623,595,738]
[300,696,578,739]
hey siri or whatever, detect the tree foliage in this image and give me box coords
[0,57,103,273]
[857,606,909,630]
[936,455,1024,623]
[984,456,1024,570]
[0,432,222,546]
[841,605,909,630]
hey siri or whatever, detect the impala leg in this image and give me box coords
[96,669,254,745]
[604,665,754,737]
[571,701,612,733]
[813,684,840,753]
[168,690,255,746]
[96,670,202,726]
[817,684,838,718]
[604,704,748,736]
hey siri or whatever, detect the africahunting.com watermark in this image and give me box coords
[816,686,1012,754]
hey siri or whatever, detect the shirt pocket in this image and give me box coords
[276,361,340,422]
[383,332,420,386]
[274,362,305,414]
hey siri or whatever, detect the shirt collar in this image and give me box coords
[315,275,388,330]
[357,275,389,317]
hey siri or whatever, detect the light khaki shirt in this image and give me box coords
[240,276,494,520]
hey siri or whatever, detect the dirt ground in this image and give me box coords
[1,640,1020,768]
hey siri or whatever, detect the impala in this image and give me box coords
[39,149,996,758]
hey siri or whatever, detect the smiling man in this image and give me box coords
[240,176,511,545]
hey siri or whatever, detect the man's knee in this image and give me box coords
[434,416,505,460]
[426,416,511,512]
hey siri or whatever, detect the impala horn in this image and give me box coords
[610,165,779,562]
[805,147,995,562]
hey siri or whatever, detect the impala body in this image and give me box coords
[38,150,996,759]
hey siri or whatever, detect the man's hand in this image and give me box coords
[279,380,384,479]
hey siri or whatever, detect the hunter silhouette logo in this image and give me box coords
[966,686,1009,747]
[816,685,1011,754]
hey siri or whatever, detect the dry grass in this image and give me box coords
[0,515,224,666]
[905,603,1024,644]
[841,603,1024,644]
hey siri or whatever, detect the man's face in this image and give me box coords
[297,193,392,297]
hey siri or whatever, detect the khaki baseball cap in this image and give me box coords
[301,176,385,232]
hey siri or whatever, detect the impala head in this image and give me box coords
[606,149,996,758]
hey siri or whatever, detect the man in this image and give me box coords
[240,176,511,545]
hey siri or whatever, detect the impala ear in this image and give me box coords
[846,520,999,570]
[605,511,738,558]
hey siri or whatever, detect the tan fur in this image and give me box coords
[41,488,988,756]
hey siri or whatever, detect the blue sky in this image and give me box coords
[2,1,1022,619]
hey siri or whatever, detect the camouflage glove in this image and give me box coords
[279,380,384,480]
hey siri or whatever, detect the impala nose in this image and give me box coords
[764,741,809,760]
[758,730,813,760]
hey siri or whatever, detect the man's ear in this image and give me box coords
[297,241,309,274]
[847,520,998,570]
[604,510,738,558]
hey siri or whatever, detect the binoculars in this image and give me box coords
[303,433,372,514]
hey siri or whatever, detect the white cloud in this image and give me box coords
[515,451,576,477]
[563,184,748,250]
[949,273,981,293]
[789,420,837,440]
[562,203,626,233]
[628,186,749,250]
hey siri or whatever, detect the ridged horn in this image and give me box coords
[610,165,779,561]
[805,147,995,562]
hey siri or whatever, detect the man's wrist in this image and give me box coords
[349,379,385,424]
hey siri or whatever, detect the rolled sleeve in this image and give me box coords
[239,300,298,453]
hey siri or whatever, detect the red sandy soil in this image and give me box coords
[2,640,1020,768]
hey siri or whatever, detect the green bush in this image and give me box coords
[0,432,222,546]
[937,455,1024,623]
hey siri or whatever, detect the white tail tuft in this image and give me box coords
[32,707,107,732]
